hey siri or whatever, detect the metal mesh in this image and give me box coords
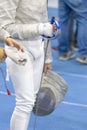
[33,70,68,116]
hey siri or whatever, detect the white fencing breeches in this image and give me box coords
[6,39,44,130]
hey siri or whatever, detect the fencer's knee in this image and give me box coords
[15,97,35,114]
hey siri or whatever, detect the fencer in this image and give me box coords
[0,1,60,130]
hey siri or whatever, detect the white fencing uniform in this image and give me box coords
[0,27,10,42]
[0,0,52,130]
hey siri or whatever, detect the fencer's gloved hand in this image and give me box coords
[39,23,53,37]
[5,47,27,65]
[39,17,61,40]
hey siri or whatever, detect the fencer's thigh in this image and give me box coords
[6,52,35,112]
[20,39,44,95]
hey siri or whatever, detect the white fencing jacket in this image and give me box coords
[0,0,48,40]
[0,27,10,42]
[0,0,52,63]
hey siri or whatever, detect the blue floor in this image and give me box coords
[0,7,87,130]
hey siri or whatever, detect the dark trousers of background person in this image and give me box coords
[58,0,87,63]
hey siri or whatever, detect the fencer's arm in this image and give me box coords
[0,27,24,51]
[2,23,55,40]
[0,1,56,40]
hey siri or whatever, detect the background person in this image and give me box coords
[58,0,87,63]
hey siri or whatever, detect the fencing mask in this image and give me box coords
[33,70,68,116]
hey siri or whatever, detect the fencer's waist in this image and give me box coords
[15,38,44,47]
[15,36,41,41]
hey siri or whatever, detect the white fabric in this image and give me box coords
[10,111,30,130]
[0,27,10,42]
[0,0,48,40]
[44,40,53,63]
[5,47,27,65]
[39,23,53,36]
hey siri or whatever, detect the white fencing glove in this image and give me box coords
[5,48,27,65]
[39,17,61,40]
[39,23,53,37]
